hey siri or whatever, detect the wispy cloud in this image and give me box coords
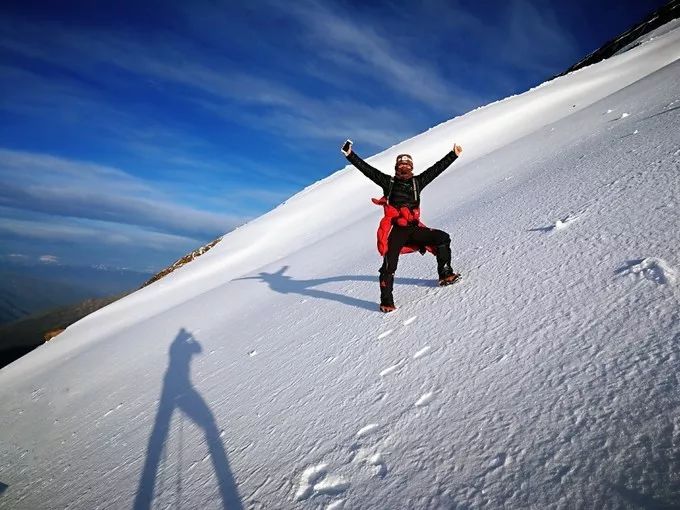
[0,63,224,175]
[0,216,200,252]
[217,98,413,148]
[276,0,477,109]
[0,1,582,157]
[0,11,438,151]
[0,149,245,238]
[96,34,416,148]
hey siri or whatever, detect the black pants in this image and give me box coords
[379,224,451,304]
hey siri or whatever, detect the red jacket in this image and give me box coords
[372,197,436,256]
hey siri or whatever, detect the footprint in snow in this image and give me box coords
[366,452,387,478]
[615,257,677,285]
[352,445,388,479]
[294,464,349,501]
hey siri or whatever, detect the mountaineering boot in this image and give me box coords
[438,267,461,286]
[380,303,397,313]
[379,273,396,312]
[435,244,460,286]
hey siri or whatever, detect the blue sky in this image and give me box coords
[0,0,666,272]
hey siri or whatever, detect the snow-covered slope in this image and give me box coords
[1,23,679,510]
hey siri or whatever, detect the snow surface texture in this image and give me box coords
[1,22,680,510]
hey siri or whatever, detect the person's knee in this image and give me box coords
[437,231,451,245]
[380,259,398,277]
[380,265,395,278]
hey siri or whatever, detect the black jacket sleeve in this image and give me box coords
[416,151,458,189]
[346,151,391,190]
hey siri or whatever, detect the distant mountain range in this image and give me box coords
[0,261,152,325]
[0,293,126,369]
[0,239,221,369]
[0,262,152,368]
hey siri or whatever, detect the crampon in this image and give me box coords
[438,273,461,286]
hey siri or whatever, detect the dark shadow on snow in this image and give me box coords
[608,105,680,126]
[527,225,555,233]
[0,482,7,495]
[614,259,646,275]
[614,258,672,284]
[610,483,677,510]
[134,328,242,510]
[236,266,435,311]
[642,104,680,121]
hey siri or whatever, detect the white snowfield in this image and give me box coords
[1,21,679,510]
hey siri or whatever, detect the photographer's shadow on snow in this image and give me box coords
[236,265,433,311]
[134,328,242,510]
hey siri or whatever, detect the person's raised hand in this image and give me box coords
[453,144,463,156]
[341,139,353,156]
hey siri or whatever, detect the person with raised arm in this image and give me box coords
[342,140,463,312]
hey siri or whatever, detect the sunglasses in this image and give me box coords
[396,155,413,164]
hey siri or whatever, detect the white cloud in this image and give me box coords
[39,255,58,264]
[0,148,246,238]
[0,217,202,252]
